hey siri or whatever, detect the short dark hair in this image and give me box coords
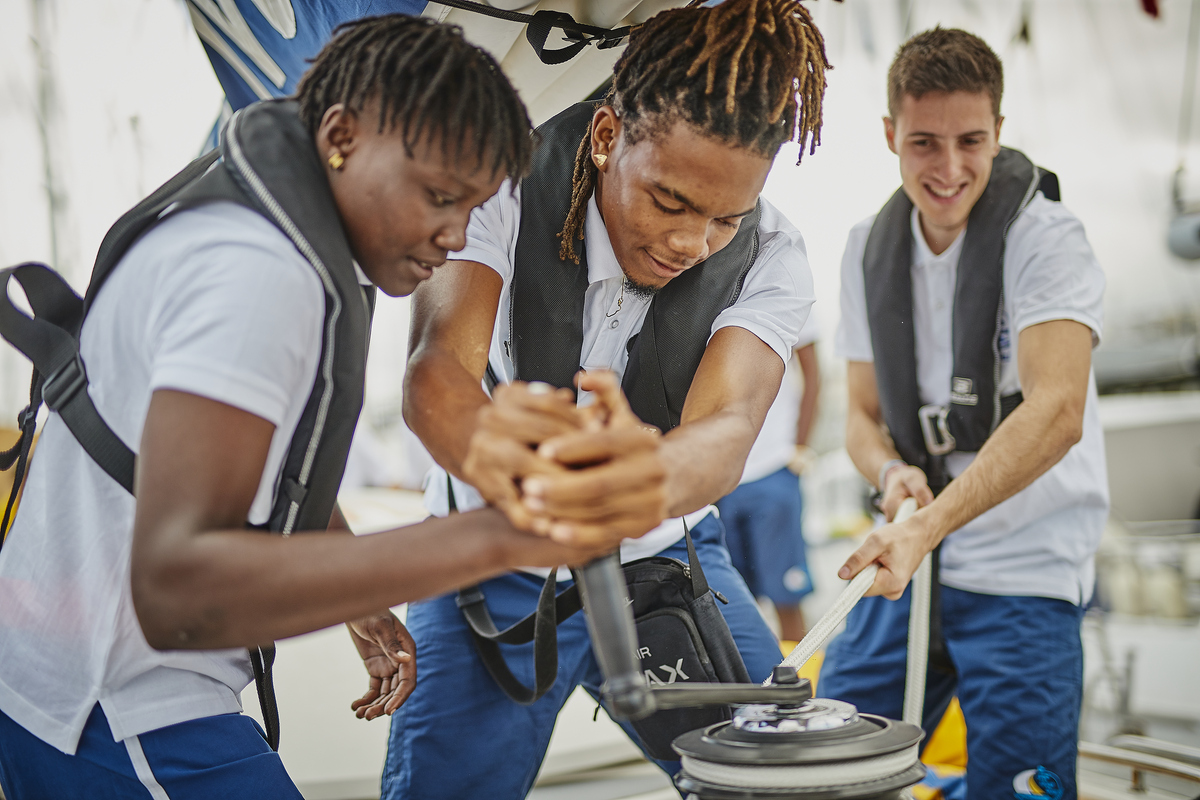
[887,27,1003,119]
[296,14,534,180]
[559,0,832,263]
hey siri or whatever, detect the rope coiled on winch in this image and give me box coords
[680,744,921,790]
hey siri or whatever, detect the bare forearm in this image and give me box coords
[794,344,820,446]
[403,351,490,480]
[134,509,517,650]
[916,393,1083,544]
[660,410,759,517]
[845,404,901,489]
[795,382,819,447]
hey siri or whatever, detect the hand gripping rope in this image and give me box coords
[777,498,928,726]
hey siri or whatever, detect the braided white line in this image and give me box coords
[903,550,933,726]
[680,744,920,790]
[776,498,921,676]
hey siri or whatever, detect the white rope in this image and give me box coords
[777,497,920,676]
[680,744,920,790]
[776,562,879,673]
[903,549,933,726]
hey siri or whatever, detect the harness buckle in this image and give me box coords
[917,404,956,456]
[43,355,87,412]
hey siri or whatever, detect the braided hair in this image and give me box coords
[296,15,534,181]
[560,0,830,263]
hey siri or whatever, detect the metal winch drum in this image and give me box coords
[671,668,925,800]
[574,545,927,800]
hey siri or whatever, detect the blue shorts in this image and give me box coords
[818,585,1085,800]
[0,703,301,800]
[715,467,813,605]
[381,513,780,800]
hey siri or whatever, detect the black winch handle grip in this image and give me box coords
[575,552,656,720]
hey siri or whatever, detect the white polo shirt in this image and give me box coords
[424,183,815,571]
[738,308,821,485]
[0,202,325,753]
[835,194,1109,605]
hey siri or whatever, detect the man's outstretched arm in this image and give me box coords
[840,318,1093,598]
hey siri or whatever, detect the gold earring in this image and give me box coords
[328,151,345,171]
[593,153,607,168]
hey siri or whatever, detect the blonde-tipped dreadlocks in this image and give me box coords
[558,0,830,263]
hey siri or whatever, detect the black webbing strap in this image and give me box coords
[249,645,279,750]
[458,571,564,705]
[457,492,713,705]
[0,264,136,550]
[431,0,630,64]
[0,374,39,541]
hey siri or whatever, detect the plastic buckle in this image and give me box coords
[16,404,36,430]
[917,404,956,456]
[42,355,87,411]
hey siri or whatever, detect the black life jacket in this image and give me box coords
[863,146,1059,485]
[0,99,373,750]
[509,102,762,432]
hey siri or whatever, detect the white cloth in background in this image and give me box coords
[424,183,815,573]
[835,194,1109,605]
[738,307,821,485]
[0,202,325,753]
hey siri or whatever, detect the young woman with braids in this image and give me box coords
[397,1,828,796]
[0,16,618,799]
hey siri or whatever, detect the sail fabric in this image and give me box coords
[188,0,430,112]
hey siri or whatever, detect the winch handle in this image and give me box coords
[575,552,656,720]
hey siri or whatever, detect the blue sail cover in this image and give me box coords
[189,1,430,111]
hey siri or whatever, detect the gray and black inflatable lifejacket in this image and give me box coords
[508,102,762,431]
[864,146,1059,491]
[0,99,373,750]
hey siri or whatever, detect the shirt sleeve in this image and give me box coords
[711,220,815,364]
[147,214,325,428]
[794,301,821,350]
[1005,196,1105,346]
[833,217,876,362]
[452,179,521,284]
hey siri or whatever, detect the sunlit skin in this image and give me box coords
[589,106,772,288]
[317,102,506,297]
[884,90,1003,255]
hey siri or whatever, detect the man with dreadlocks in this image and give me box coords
[0,16,620,799]
[395,1,828,796]
[822,28,1106,799]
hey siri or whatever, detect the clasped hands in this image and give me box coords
[462,370,669,551]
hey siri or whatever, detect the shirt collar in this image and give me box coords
[583,191,624,285]
[352,260,373,287]
[910,205,966,268]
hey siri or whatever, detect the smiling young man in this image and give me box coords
[819,28,1108,799]
[392,2,828,797]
